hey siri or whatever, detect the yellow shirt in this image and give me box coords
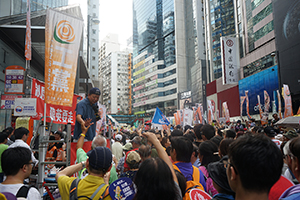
[57,175,112,200]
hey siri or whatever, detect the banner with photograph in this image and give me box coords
[283,84,293,118]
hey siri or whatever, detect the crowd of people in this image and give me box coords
[0,96,299,200]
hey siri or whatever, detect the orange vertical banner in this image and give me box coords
[45,9,83,107]
[25,0,31,60]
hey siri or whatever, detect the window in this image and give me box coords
[92,39,96,42]
[92,47,96,52]
[92,29,96,34]
[93,5,96,8]
[93,13,96,17]
[92,66,95,69]
[92,57,96,60]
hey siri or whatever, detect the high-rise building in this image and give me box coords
[204,0,236,82]
[87,0,100,84]
[100,51,131,114]
[132,0,207,119]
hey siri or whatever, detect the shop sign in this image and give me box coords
[14,98,36,116]
[1,95,23,109]
[5,65,25,94]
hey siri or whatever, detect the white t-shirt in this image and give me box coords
[272,139,282,149]
[8,140,38,165]
[0,183,40,200]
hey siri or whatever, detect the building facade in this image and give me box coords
[87,0,100,84]
[100,51,131,114]
[132,0,208,119]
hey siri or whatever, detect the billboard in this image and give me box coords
[273,0,300,97]
[239,65,279,116]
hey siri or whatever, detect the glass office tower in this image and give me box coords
[132,0,177,118]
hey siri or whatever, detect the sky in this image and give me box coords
[69,0,133,49]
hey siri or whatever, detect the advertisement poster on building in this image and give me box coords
[4,65,25,94]
[14,98,36,116]
[44,9,83,107]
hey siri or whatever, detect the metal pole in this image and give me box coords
[86,15,90,95]
[66,123,71,166]
[38,103,47,195]
[25,60,31,97]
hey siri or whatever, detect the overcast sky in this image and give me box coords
[69,0,133,49]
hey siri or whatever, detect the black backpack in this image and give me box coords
[15,185,36,199]
[69,179,109,200]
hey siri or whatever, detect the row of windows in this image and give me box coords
[251,0,265,10]
[253,21,274,42]
[252,4,272,27]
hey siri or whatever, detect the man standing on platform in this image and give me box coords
[74,88,101,141]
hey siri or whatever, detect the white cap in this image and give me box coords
[115,134,122,141]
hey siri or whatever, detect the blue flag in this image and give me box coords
[152,107,170,125]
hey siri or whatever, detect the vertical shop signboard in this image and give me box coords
[4,65,25,94]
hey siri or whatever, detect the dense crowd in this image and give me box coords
[0,115,300,200]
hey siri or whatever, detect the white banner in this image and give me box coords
[183,108,193,127]
[14,98,36,116]
[221,37,240,84]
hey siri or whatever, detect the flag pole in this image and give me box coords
[24,0,31,97]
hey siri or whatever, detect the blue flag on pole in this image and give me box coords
[152,107,170,125]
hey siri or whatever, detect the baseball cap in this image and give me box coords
[264,126,276,137]
[122,143,133,151]
[87,147,112,170]
[89,87,101,95]
[115,134,122,141]
[283,130,298,140]
[126,151,141,165]
[208,156,234,194]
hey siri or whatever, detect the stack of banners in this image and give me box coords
[152,107,170,125]
[96,103,106,134]
[44,9,83,107]
[183,108,193,127]
[31,78,82,125]
[207,99,215,124]
[222,102,230,122]
[277,90,283,119]
[283,84,293,118]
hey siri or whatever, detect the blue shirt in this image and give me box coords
[74,98,96,141]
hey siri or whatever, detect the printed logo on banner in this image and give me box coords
[54,20,75,44]
[109,177,135,200]
[15,106,23,113]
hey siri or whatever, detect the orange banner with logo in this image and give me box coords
[45,9,83,107]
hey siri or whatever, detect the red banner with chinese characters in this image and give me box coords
[31,78,82,125]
